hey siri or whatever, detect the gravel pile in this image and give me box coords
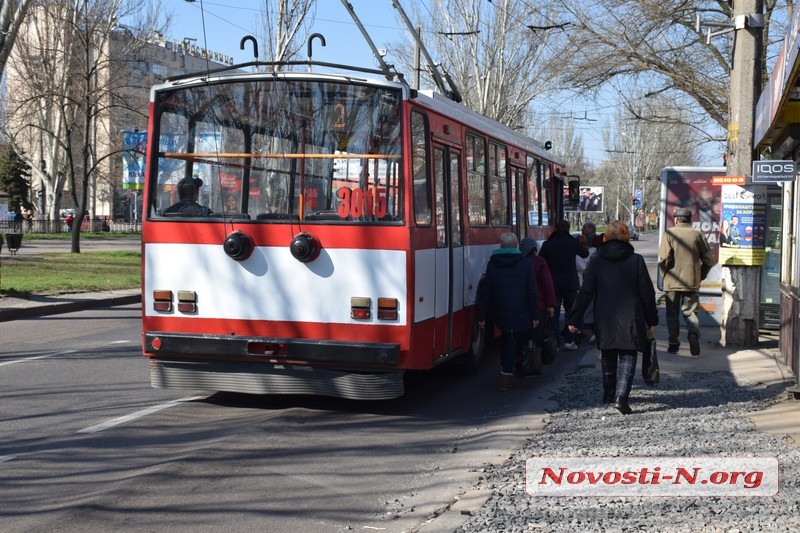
[458,361,800,532]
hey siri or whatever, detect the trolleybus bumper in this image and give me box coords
[150,360,404,400]
[144,332,404,400]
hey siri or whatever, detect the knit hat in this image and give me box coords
[519,237,537,257]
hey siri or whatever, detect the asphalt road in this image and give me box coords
[0,232,662,532]
[0,302,589,532]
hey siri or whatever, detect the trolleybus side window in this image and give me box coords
[466,133,487,226]
[527,157,547,227]
[541,162,552,223]
[412,110,431,226]
[489,141,509,226]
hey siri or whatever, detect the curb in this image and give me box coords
[0,294,141,322]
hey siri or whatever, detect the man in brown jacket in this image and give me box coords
[659,208,714,356]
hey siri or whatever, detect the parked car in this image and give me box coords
[629,225,640,241]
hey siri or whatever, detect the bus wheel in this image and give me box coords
[461,319,485,375]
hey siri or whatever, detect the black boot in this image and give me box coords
[602,390,615,404]
[613,396,632,415]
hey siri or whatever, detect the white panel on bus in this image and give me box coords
[451,246,465,312]
[463,243,497,306]
[144,243,407,325]
[413,248,436,323]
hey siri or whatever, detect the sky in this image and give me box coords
[165,0,403,68]
[160,0,722,169]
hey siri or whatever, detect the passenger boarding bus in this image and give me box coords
[140,61,569,400]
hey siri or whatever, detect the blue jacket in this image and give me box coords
[476,249,538,333]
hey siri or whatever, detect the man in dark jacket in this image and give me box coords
[538,220,589,350]
[477,233,539,391]
[163,177,213,217]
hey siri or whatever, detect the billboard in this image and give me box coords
[564,186,604,213]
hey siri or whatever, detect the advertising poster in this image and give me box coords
[157,133,187,186]
[662,170,722,288]
[564,186,604,213]
[122,131,147,190]
[718,184,768,266]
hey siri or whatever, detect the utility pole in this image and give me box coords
[721,0,763,346]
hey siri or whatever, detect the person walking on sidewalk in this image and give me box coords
[539,220,589,351]
[477,233,539,391]
[520,237,556,358]
[659,207,714,356]
[567,221,658,415]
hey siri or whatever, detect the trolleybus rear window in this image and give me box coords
[148,79,403,223]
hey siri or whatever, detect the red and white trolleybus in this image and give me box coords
[140,61,570,400]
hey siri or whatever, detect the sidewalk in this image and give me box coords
[0,237,141,321]
[578,311,800,444]
[0,289,141,321]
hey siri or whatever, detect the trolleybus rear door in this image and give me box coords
[432,144,465,359]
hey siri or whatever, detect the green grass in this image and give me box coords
[0,251,141,297]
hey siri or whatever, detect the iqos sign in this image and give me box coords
[752,160,795,182]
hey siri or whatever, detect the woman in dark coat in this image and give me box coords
[477,233,539,391]
[566,220,658,415]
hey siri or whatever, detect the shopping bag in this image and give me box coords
[541,317,558,365]
[641,337,660,386]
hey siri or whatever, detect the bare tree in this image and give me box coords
[392,0,563,131]
[6,0,160,252]
[596,96,698,224]
[547,0,790,151]
[257,0,316,64]
[0,0,34,79]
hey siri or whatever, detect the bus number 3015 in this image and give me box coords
[337,187,388,219]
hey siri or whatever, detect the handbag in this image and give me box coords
[641,336,660,386]
[541,317,559,365]
[517,337,542,377]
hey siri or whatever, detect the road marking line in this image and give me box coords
[110,340,132,344]
[0,456,15,463]
[77,396,206,434]
[0,350,78,367]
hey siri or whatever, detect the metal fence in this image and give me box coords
[0,219,142,234]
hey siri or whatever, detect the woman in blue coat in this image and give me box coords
[567,221,658,414]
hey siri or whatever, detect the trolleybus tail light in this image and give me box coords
[152,290,173,312]
[351,296,371,319]
[150,337,162,351]
[377,297,399,320]
[223,230,254,261]
[290,232,321,263]
[177,290,197,313]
